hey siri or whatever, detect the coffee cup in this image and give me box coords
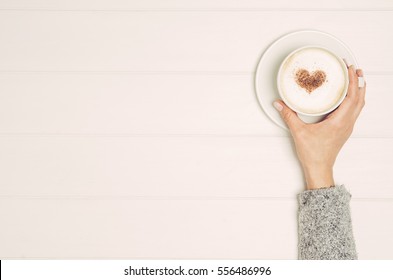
[277,46,349,119]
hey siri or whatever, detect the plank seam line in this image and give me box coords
[0,71,251,75]
[0,195,392,201]
[0,257,293,260]
[0,133,391,139]
[0,9,392,12]
[0,71,390,76]
[0,133,290,138]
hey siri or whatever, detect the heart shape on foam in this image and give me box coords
[295,69,327,93]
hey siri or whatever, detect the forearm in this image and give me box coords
[298,185,358,260]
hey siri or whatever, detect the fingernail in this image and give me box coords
[273,101,283,112]
[358,77,365,88]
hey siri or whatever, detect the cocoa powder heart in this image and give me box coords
[295,69,327,93]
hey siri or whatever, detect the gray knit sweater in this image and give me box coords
[298,185,357,260]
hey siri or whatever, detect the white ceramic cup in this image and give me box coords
[276,45,349,122]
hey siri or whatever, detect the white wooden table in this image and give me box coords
[0,0,392,259]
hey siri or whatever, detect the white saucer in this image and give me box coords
[254,30,358,130]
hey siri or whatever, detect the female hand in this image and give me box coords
[273,65,366,190]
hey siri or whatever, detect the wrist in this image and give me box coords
[302,164,334,190]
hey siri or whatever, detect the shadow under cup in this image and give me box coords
[276,45,349,123]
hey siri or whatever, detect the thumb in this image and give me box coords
[273,100,303,131]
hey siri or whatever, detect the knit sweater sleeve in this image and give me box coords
[298,185,358,260]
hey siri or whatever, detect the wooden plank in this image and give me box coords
[1,0,392,10]
[351,200,393,259]
[0,199,298,259]
[0,73,279,136]
[0,73,389,137]
[0,12,391,72]
[0,137,391,198]
[0,198,391,259]
[355,75,393,137]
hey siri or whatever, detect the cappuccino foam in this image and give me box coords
[279,47,347,114]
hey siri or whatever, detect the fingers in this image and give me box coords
[273,100,304,132]
[357,69,365,87]
[328,66,366,123]
[356,68,366,90]
[347,65,358,99]
[354,69,366,117]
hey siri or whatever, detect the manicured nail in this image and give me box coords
[358,77,365,88]
[273,101,283,112]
